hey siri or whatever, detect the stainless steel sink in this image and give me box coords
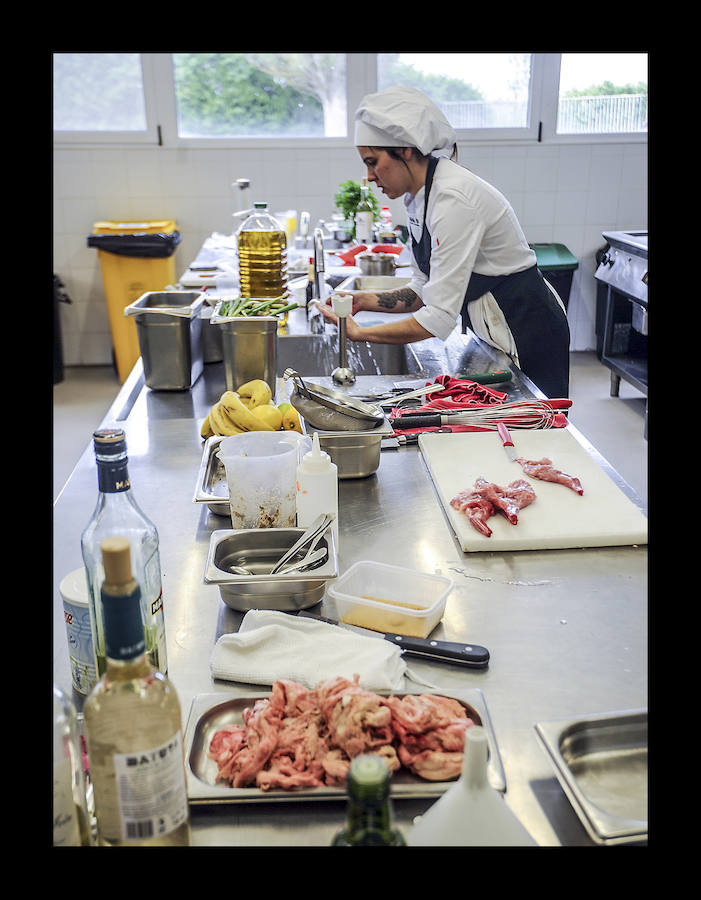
[278,276,423,376]
[336,275,412,293]
[277,333,422,376]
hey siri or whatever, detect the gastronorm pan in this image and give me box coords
[184,687,506,803]
[534,708,647,845]
[193,435,230,516]
[203,527,338,612]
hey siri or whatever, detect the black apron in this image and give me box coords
[411,156,571,399]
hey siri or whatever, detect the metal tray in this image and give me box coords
[535,708,647,845]
[184,687,506,804]
[193,435,230,515]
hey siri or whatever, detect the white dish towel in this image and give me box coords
[210,609,440,693]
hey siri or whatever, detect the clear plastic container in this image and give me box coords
[327,560,452,638]
[237,202,288,301]
[217,431,311,529]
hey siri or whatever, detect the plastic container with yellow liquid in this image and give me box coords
[236,203,288,302]
[87,220,181,383]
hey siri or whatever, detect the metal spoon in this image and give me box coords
[270,513,334,575]
[274,546,328,574]
[229,545,328,576]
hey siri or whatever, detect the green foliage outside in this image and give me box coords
[173,53,324,137]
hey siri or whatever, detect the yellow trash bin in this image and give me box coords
[87,220,182,383]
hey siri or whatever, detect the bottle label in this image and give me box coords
[113,732,188,842]
[97,458,131,494]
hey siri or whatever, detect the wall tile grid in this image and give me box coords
[53,141,647,366]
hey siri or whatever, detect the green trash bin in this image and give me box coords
[530,243,579,310]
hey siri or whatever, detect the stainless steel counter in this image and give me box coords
[52,316,647,847]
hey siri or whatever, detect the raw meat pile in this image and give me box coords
[450,457,584,537]
[515,457,583,495]
[208,676,476,791]
[450,477,537,537]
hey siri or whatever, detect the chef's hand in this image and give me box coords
[315,301,366,341]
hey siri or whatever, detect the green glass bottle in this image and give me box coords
[332,754,406,846]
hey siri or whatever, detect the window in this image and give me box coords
[53,53,148,131]
[171,53,347,138]
[377,53,534,133]
[557,53,648,135]
[52,53,648,146]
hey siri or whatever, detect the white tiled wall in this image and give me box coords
[53,140,647,366]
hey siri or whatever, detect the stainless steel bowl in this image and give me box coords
[203,527,338,611]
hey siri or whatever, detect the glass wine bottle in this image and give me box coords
[53,683,94,846]
[81,428,167,677]
[332,754,405,846]
[355,178,374,245]
[83,537,190,847]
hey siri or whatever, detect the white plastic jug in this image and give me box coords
[217,431,312,529]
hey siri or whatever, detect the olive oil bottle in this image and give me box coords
[237,202,288,301]
[84,537,190,847]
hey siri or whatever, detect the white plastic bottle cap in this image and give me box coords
[302,432,332,472]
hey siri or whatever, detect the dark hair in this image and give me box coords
[375,144,459,165]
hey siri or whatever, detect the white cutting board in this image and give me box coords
[419,428,647,552]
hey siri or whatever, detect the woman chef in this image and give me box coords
[317,86,571,399]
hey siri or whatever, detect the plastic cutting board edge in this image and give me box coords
[419,429,647,552]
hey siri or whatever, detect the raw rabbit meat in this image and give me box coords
[450,477,537,537]
[515,457,583,495]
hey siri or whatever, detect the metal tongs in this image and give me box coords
[270,513,335,575]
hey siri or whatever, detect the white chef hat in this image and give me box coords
[354,86,457,156]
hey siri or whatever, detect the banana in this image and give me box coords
[220,390,275,432]
[251,403,283,431]
[236,379,272,409]
[209,401,245,436]
[281,405,302,433]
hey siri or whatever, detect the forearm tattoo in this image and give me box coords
[376,288,422,311]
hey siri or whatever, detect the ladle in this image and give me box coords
[330,293,355,385]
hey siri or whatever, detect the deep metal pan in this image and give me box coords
[284,368,385,431]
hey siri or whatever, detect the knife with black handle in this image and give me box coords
[384,633,490,668]
[297,612,489,668]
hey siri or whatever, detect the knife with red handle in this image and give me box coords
[497,422,517,461]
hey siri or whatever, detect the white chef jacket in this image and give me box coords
[404,158,537,343]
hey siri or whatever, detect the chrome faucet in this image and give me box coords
[308,227,327,332]
[313,227,326,302]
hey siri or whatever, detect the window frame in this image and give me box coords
[53,52,648,148]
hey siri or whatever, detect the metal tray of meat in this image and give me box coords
[184,687,506,804]
[534,708,647,845]
[193,435,231,516]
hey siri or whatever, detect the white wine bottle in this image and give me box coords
[84,537,190,847]
[354,178,374,245]
[81,429,167,677]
